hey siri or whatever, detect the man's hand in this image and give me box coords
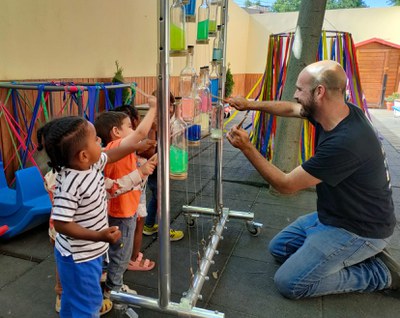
[226,126,251,151]
[100,226,121,244]
[226,96,249,111]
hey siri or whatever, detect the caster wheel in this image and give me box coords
[186,217,196,228]
[246,221,261,237]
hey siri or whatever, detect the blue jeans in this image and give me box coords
[145,172,157,227]
[268,212,391,299]
[55,248,103,318]
[106,215,137,291]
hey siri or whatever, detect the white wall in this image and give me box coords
[0,0,249,80]
[0,1,399,80]
[0,0,158,80]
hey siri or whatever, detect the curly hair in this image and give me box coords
[94,111,129,146]
[36,116,89,172]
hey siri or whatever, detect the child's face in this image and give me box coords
[85,122,102,164]
[117,117,134,138]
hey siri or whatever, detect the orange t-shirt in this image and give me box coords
[104,139,141,218]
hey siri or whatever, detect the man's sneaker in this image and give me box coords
[377,248,400,290]
[169,229,184,241]
[143,224,159,236]
[104,284,137,299]
[143,224,184,241]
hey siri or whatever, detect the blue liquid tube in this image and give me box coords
[185,0,196,22]
[188,124,201,145]
[212,48,222,60]
[212,25,223,60]
[210,78,219,103]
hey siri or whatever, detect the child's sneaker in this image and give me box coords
[120,284,137,295]
[143,224,184,241]
[100,298,113,316]
[55,295,61,313]
[104,284,137,299]
[143,224,158,236]
[169,229,184,241]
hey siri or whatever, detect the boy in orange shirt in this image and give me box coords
[94,106,157,297]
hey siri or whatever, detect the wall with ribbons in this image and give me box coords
[0,81,139,183]
[232,31,367,164]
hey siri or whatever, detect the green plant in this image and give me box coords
[385,92,400,102]
[109,61,133,107]
[224,63,234,98]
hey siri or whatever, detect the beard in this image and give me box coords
[299,95,317,119]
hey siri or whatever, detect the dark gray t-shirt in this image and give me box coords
[302,103,395,239]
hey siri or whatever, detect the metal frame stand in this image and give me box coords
[111,1,262,316]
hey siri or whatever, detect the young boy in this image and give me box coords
[143,91,184,241]
[94,110,157,297]
[114,105,156,271]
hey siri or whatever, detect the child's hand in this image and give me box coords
[138,154,157,177]
[148,96,157,109]
[100,226,121,244]
[151,120,157,131]
[137,139,157,153]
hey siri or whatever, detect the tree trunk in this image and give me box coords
[270,0,327,194]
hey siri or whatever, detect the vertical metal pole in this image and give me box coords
[157,0,171,308]
[380,73,388,108]
[214,0,229,214]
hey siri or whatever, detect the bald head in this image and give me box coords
[302,60,347,96]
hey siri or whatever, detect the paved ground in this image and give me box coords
[0,108,399,318]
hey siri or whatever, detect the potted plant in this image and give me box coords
[385,92,400,111]
[223,63,235,118]
[109,61,133,107]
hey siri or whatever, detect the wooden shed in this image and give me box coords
[355,38,400,108]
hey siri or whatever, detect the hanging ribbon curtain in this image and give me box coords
[0,81,137,176]
[247,31,367,163]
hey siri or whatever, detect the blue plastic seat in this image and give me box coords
[0,161,19,217]
[0,166,52,239]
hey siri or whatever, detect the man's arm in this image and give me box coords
[226,126,320,194]
[226,96,304,118]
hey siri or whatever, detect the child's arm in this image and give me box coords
[54,220,121,244]
[135,139,157,155]
[104,153,158,198]
[106,96,157,163]
[138,125,157,159]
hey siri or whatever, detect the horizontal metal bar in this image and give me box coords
[182,205,217,216]
[0,82,133,91]
[228,210,254,220]
[110,292,224,318]
[182,205,255,221]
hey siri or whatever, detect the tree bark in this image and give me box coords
[270,0,327,194]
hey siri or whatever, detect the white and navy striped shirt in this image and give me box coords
[52,152,109,263]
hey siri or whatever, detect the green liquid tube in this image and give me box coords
[170,145,188,175]
[197,19,209,41]
[170,24,186,51]
[209,20,217,34]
